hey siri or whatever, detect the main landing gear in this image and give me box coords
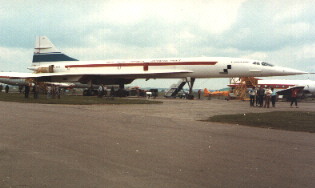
[186,77,195,100]
[83,80,97,96]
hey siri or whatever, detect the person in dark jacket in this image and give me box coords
[24,84,30,98]
[5,85,9,93]
[257,86,265,107]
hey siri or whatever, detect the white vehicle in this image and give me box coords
[0,36,307,94]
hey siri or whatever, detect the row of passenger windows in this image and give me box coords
[252,62,274,67]
[258,85,287,88]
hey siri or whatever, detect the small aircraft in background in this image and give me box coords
[0,77,100,95]
[257,79,315,97]
[0,77,27,86]
[0,77,98,89]
[203,88,231,97]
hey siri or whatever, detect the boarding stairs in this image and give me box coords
[164,79,187,98]
[230,77,258,100]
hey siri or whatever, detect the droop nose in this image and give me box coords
[282,67,308,75]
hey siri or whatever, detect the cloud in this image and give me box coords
[0,46,32,72]
[221,0,315,52]
[87,0,246,33]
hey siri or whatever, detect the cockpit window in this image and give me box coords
[253,61,273,66]
[261,62,274,67]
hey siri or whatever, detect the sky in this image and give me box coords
[0,0,315,89]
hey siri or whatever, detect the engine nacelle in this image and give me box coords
[36,65,54,73]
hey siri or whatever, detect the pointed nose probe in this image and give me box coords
[281,67,308,75]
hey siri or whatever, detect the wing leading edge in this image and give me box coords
[0,69,193,79]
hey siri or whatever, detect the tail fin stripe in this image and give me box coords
[33,53,78,62]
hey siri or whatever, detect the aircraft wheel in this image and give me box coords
[83,90,88,96]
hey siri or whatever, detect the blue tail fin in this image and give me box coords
[32,36,78,63]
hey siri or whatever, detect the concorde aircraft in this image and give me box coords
[0,36,307,96]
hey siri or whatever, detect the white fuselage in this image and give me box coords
[30,57,305,83]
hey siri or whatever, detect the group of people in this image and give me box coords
[0,85,10,93]
[248,86,300,108]
[98,85,115,98]
[46,85,62,99]
[248,86,277,108]
[22,84,39,99]
[23,84,61,99]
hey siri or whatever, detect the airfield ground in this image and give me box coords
[0,98,314,187]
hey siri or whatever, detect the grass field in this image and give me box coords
[206,111,315,133]
[0,93,162,105]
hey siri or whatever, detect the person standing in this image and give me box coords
[264,87,272,108]
[5,85,9,93]
[271,88,277,107]
[98,85,104,98]
[198,89,201,99]
[56,86,61,99]
[248,87,256,107]
[290,88,299,108]
[103,86,108,97]
[19,85,23,93]
[51,85,56,99]
[47,86,52,99]
[32,84,38,99]
[257,86,265,107]
[110,86,115,97]
[255,90,259,106]
[24,84,30,98]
